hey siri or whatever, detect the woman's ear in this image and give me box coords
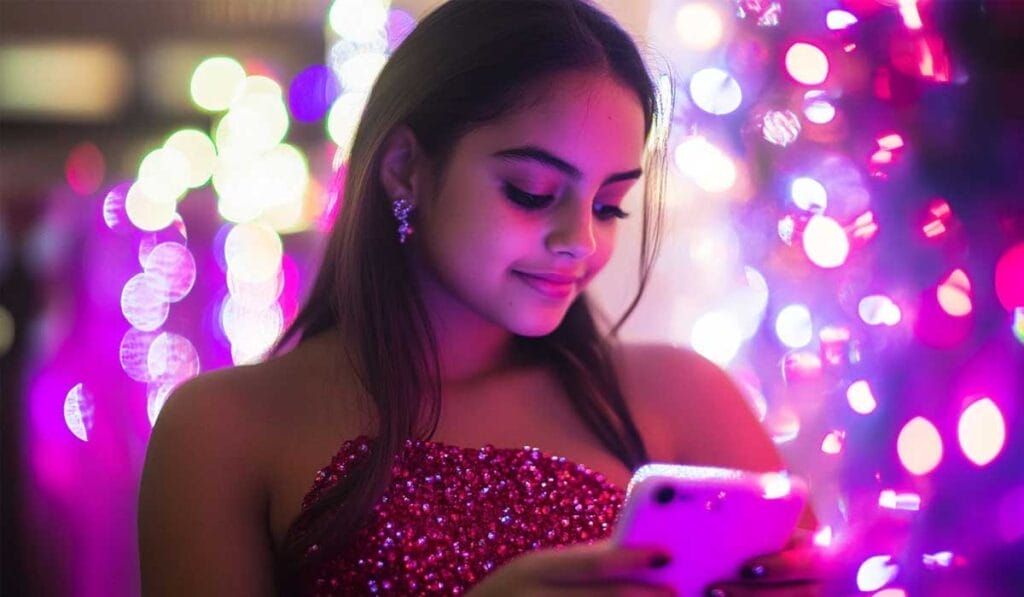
[378,124,431,207]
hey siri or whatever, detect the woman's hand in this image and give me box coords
[703,529,827,597]
[466,539,675,597]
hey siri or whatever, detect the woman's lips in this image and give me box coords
[512,271,577,299]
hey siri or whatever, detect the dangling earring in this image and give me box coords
[392,197,414,244]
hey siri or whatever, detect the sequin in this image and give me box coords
[283,435,625,595]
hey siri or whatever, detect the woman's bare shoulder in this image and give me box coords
[613,341,783,471]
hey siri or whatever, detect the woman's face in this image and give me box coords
[412,70,647,337]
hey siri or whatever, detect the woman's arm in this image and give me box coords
[138,374,277,596]
[623,344,818,529]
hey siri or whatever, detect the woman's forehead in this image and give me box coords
[464,75,646,175]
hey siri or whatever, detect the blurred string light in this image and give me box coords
[803,214,850,268]
[65,142,105,196]
[674,135,737,192]
[288,64,340,122]
[735,0,781,27]
[221,222,285,364]
[689,68,742,115]
[785,42,829,85]
[936,268,972,317]
[847,380,877,415]
[897,416,943,476]
[821,430,845,455]
[64,383,95,442]
[859,295,901,326]
[879,489,921,511]
[690,310,743,365]
[791,177,827,212]
[675,2,726,51]
[994,242,1024,311]
[329,0,391,43]
[921,198,953,239]
[760,109,801,146]
[164,129,216,188]
[190,56,246,112]
[957,397,1006,467]
[775,303,812,348]
[802,90,837,124]
[856,555,899,592]
[826,10,858,31]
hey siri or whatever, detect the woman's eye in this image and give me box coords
[594,202,630,221]
[502,182,554,210]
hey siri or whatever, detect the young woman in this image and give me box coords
[138,0,822,594]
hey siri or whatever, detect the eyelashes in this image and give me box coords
[501,182,630,221]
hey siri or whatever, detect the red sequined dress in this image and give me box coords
[282,435,626,595]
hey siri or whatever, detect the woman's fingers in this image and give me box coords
[524,541,671,584]
[738,544,824,583]
[704,580,822,597]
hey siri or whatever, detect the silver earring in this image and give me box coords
[392,197,414,244]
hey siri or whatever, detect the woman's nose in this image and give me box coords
[545,200,597,259]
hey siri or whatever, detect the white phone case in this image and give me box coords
[611,463,808,596]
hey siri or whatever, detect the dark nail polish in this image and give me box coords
[649,553,671,569]
[741,563,766,579]
[705,588,728,597]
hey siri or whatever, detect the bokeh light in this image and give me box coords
[336,52,387,92]
[224,223,283,283]
[897,416,943,476]
[994,242,1024,311]
[141,242,196,303]
[674,135,737,193]
[690,310,743,365]
[957,397,1006,467]
[214,78,290,160]
[136,147,190,204]
[859,295,902,326]
[125,182,177,231]
[147,332,200,385]
[803,215,850,268]
[120,272,171,331]
[675,3,725,51]
[689,67,742,115]
[190,56,246,112]
[329,0,390,43]
[826,10,858,31]
[791,177,827,212]
[775,304,813,348]
[857,555,899,592]
[822,430,845,455]
[847,380,878,415]
[63,383,95,442]
[936,268,972,317]
[327,90,369,160]
[119,328,160,382]
[785,42,829,85]
[803,90,837,124]
[164,129,217,188]
[288,64,340,122]
[65,142,105,196]
[879,489,921,511]
[760,109,801,146]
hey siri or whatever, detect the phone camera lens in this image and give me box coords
[654,485,675,504]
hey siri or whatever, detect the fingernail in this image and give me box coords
[649,553,671,569]
[705,588,728,597]
[741,563,767,579]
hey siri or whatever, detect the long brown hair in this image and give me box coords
[274,0,671,580]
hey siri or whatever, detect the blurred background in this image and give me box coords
[1,0,1022,595]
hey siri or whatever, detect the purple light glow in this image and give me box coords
[288,65,340,123]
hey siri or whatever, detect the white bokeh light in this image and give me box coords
[791,177,827,212]
[803,214,850,268]
[857,555,899,592]
[674,135,737,193]
[64,383,95,442]
[121,272,171,331]
[690,311,743,365]
[689,68,743,115]
[775,304,813,348]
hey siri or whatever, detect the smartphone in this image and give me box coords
[611,463,808,596]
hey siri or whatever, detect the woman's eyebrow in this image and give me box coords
[491,145,643,186]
